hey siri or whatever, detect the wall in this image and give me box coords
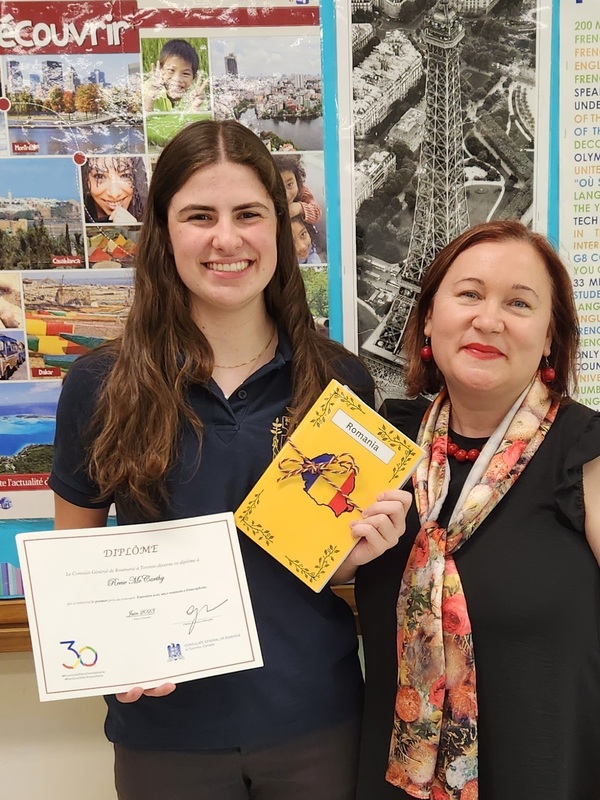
[0,652,116,799]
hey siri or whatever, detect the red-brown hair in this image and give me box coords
[404,220,579,400]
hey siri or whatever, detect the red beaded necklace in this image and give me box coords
[447,436,480,463]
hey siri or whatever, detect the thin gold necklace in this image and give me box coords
[213,325,277,369]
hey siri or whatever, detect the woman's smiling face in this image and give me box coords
[424,239,553,409]
[166,160,278,323]
[87,158,134,218]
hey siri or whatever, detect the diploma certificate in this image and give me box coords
[16,514,263,702]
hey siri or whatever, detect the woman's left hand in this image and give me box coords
[331,489,412,583]
[116,683,177,703]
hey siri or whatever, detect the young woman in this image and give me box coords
[82,155,148,225]
[355,221,600,800]
[50,120,410,800]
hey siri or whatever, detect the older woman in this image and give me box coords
[356,221,600,800]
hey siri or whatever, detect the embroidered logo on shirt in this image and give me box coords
[270,415,290,457]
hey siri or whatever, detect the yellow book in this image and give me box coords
[235,379,424,592]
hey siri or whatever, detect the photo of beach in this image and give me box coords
[0,380,60,598]
[0,380,59,473]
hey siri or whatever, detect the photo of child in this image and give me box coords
[81,156,148,225]
[274,153,322,223]
[291,217,323,265]
[273,151,326,263]
[142,38,210,113]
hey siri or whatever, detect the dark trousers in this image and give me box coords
[114,717,360,800]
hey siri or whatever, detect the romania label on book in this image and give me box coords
[235,380,424,592]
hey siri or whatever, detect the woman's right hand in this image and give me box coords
[109,205,138,225]
[116,683,177,703]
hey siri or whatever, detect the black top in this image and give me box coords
[49,337,373,750]
[356,397,600,800]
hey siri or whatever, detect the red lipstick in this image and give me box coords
[463,343,504,359]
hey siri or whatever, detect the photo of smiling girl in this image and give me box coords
[81,156,149,225]
[291,216,323,265]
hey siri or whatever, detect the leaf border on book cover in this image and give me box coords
[377,422,419,456]
[376,423,420,483]
[284,544,340,584]
[237,490,274,546]
[309,386,365,429]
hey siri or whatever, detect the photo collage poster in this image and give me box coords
[0,0,326,598]
[344,0,559,398]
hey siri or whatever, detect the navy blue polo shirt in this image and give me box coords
[49,336,372,750]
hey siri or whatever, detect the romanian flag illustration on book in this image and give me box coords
[235,380,424,591]
[280,447,359,518]
[300,452,357,516]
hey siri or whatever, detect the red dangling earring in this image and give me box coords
[541,357,556,384]
[420,336,433,362]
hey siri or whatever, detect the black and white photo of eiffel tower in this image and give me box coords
[352,0,540,393]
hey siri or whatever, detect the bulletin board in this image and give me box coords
[0,0,331,608]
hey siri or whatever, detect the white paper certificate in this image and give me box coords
[16,513,263,702]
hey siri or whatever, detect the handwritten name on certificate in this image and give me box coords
[16,514,263,702]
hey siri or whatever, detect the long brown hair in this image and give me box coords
[88,120,356,517]
[404,220,580,400]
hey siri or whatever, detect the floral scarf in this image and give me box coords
[386,376,559,800]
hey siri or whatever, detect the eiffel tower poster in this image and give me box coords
[351,0,545,395]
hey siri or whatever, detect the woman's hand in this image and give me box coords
[116,683,177,703]
[109,204,138,225]
[332,489,412,584]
